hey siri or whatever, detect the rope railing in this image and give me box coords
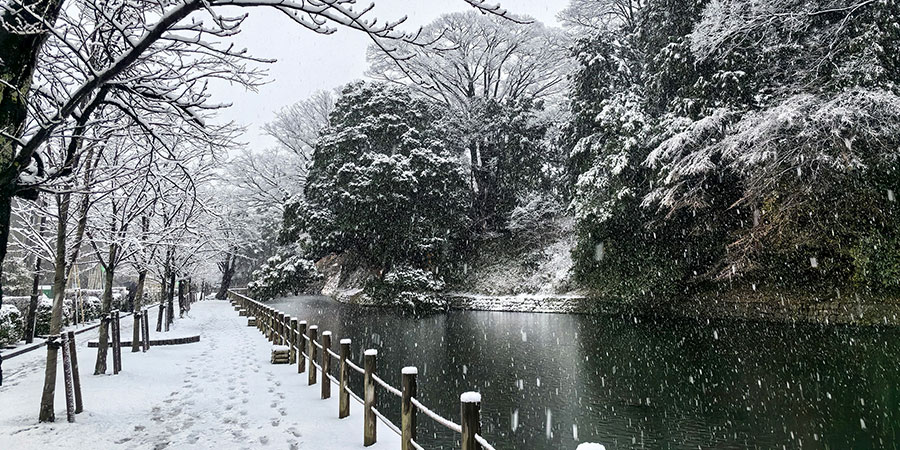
[227,289,497,450]
[410,397,463,433]
[372,373,402,398]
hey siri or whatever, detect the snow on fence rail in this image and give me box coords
[228,289,497,450]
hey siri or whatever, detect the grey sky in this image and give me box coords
[208,0,569,152]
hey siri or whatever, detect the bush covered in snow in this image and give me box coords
[0,304,24,346]
[249,250,322,300]
[366,266,448,313]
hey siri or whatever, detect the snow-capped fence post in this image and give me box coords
[321,331,332,399]
[59,333,76,423]
[339,339,351,419]
[156,304,164,332]
[66,331,83,414]
[289,318,298,364]
[401,367,417,450]
[460,392,482,450]
[307,325,318,385]
[363,349,377,446]
[297,321,308,374]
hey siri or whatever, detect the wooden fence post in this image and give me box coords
[307,326,318,385]
[59,333,76,423]
[339,339,351,419]
[297,321,307,374]
[277,312,285,345]
[156,304,164,332]
[66,331,83,414]
[460,392,482,450]
[401,367,417,450]
[364,349,377,446]
[289,318,298,364]
[321,331,332,399]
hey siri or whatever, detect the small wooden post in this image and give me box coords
[339,339,351,419]
[156,303,164,332]
[401,367,417,450]
[321,331,332,399]
[59,333,76,423]
[289,318,298,364]
[363,349,377,446]
[66,331,83,414]
[307,326,318,385]
[111,310,121,374]
[460,392,482,450]
[142,310,150,352]
[115,310,122,372]
[297,321,307,374]
[277,312,285,345]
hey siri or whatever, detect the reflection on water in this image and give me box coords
[272,296,900,450]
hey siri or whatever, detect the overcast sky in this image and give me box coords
[208,0,570,152]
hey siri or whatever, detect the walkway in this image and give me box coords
[0,300,400,449]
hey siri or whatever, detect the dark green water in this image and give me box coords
[271,295,900,450]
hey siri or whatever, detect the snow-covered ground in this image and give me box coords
[0,300,400,449]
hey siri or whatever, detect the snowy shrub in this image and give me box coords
[249,250,322,300]
[507,191,564,238]
[366,266,448,313]
[0,304,24,346]
[34,296,53,336]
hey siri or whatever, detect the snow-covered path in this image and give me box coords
[0,300,400,449]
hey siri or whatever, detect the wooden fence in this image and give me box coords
[228,290,497,450]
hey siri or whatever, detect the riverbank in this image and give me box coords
[329,288,900,326]
[0,300,399,449]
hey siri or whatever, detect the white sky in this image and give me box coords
[207,0,569,152]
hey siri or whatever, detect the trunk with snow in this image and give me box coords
[131,270,146,352]
[93,244,117,375]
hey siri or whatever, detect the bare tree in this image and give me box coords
[262,90,336,161]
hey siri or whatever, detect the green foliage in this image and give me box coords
[302,81,472,270]
[0,304,23,345]
[365,265,447,313]
[248,249,322,301]
[566,0,900,301]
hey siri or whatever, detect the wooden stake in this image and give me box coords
[60,334,76,423]
[66,331,83,414]
[401,367,417,450]
[321,331,332,399]
[364,349,377,446]
[460,392,482,450]
[297,321,307,374]
[289,318,298,364]
[156,304,164,332]
[339,339,350,419]
[307,326,318,385]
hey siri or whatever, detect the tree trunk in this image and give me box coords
[37,193,70,421]
[215,254,234,300]
[24,199,48,344]
[166,268,175,326]
[93,244,117,375]
[131,270,146,352]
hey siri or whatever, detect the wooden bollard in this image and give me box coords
[297,321,307,374]
[142,311,150,352]
[307,326,318,385]
[289,318,298,364]
[321,331,332,399]
[339,339,351,418]
[363,349,377,446]
[59,334,76,423]
[156,304,164,332]
[401,367,417,450]
[277,312,285,345]
[66,331,83,414]
[460,392,482,450]
[132,310,141,353]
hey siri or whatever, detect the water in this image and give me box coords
[271,295,900,449]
